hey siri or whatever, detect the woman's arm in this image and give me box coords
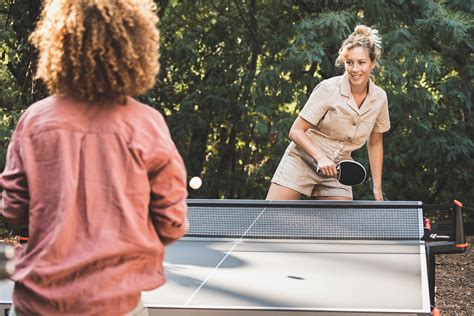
[1,141,30,231]
[367,131,384,201]
[289,116,337,177]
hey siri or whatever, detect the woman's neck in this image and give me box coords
[351,83,369,96]
[351,83,369,108]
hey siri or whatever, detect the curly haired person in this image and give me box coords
[267,25,390,201]
[1,1,188,315]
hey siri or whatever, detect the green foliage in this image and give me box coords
[0,0,472,214]
[0,0,44,170]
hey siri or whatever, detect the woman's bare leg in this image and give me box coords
[266,183,302,200]
[316,196,352,200]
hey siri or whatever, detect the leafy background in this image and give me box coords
[0,1,472,215]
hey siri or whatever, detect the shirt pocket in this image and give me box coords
[283,147,309,182]
[353,118,376,146]
[317,110,351,141]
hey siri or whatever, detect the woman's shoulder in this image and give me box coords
[369,80,388,100]
[9,95,68,137]
[318,75,344,88]
[125,98,170,132]
[126,98,164,120]
[310,75,344,94]
[17,95,60,124]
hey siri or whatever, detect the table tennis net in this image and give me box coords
[186,205,424,240]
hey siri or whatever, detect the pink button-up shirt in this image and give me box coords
[1,95,188,315]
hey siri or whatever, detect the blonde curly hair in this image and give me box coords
[335,25,382,69]
[29,0,160,104]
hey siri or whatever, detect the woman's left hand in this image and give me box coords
[373,188,384,201]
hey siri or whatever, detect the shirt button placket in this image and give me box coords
[348,119,358,142]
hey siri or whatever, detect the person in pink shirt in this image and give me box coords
[1,1,188,315]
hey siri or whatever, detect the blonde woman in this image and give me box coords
[267,25,390,201]
[1,1,188,315]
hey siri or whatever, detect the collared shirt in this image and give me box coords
[1,95,188,315]
[292,73,390,162]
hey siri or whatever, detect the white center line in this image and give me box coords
[184,202,272,306]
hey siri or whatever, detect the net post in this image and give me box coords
[453,200,468,248]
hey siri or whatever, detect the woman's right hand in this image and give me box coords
[288,117,337,177]
[316,156,337,177]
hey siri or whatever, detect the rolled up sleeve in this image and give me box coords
[298,81,330,126]
[145,115,188,245]
[372,94,391,133]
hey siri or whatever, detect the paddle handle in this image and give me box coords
[299,151,320,174]
[299,150,342,176]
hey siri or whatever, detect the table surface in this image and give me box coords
[0,237,431,315]
[140,237,430,315]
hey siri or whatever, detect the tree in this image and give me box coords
[153,0,473,207]
[0,0,44,166]
[0,0,472,211]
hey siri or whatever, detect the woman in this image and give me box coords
[1,1,188,315]
[267,25,390,201]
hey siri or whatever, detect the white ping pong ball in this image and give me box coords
[189,176,202,190]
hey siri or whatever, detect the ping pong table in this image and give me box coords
[0,200,467,315]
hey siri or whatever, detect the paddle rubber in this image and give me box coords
[336,160,366,186]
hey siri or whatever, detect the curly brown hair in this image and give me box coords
[29,0,160,104]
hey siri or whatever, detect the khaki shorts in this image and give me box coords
[271,149,352,198]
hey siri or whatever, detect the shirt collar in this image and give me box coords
[340,73,352,98]
[340,72,375,99]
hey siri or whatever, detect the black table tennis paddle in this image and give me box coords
[299,151,366,186]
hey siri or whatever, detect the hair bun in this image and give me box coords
[354,25,372,36]
[353,25,381,50]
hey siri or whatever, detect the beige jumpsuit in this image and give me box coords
[271,74,391,197]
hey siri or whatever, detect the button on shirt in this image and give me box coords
[293,74,390,162]
[1,95,188,315]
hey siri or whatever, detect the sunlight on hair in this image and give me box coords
[30,0,160,104]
